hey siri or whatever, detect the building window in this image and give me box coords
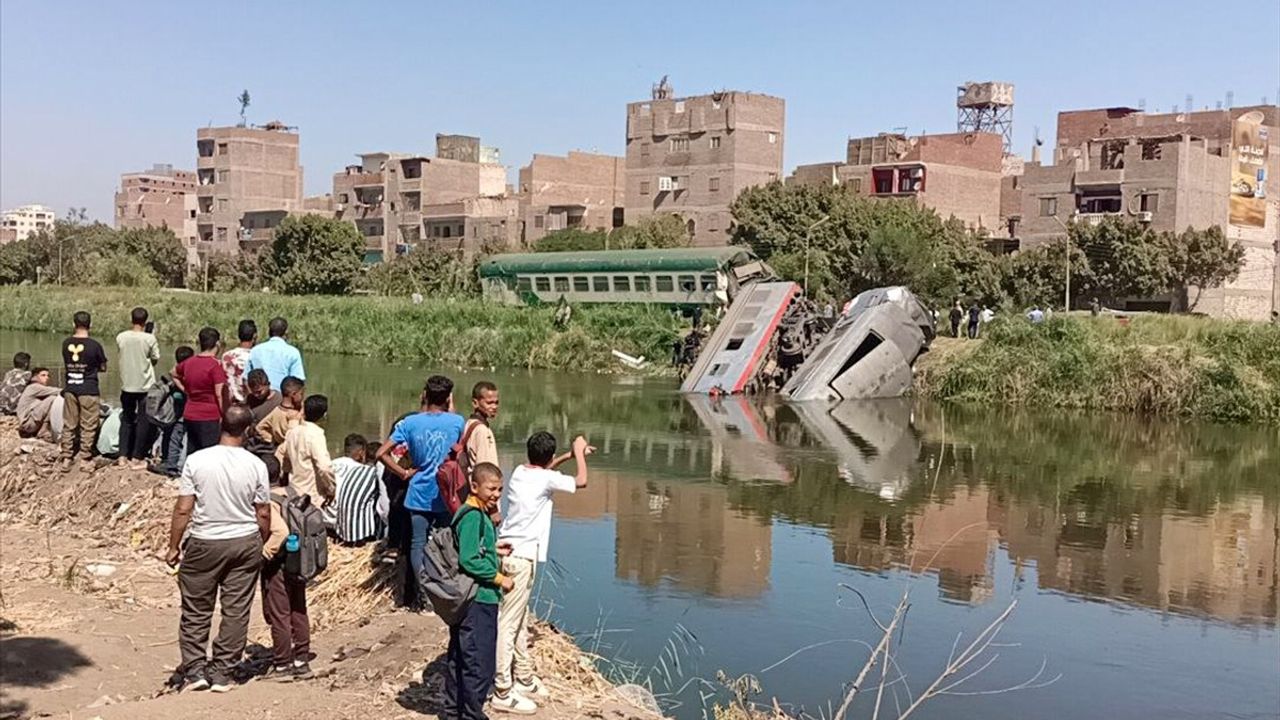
[851,178,862,194]
[1039,197,1057,217]
[592,276,609,292]
[670,137,689,152]
[641,142,650,159]
[656,275,674,292]
[216,227,228,242]
[553,277,570,292]
[217,198,228,211]
[217,142,228,155]
[768,132,777,144]
[535,277,551,292]
[573,276,590,292]
[217,169,229,183]
[709,177,720,193]
[534,215,544,229]
[634,276,651,292]
[1140,193,1159,213]
[640,181,650,195]
[674,100,685,113]
[709,136,721,150]
[613,276,631,292]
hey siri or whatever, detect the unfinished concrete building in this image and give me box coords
[517,151,624,246]
[114,164,197,245]
[791,131,1006,233]
[194,122,303,255]
[332,135,507,260]
[625,79,785,246]
[1019,105,1279,320]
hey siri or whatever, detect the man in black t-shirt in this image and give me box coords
[60,310,108,466]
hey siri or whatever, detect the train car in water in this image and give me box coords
[478,246,770,307]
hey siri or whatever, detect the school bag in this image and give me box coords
[144,376,178,428]
[272,487,329,582]
[419,505,482,625]
[436,420,481,515]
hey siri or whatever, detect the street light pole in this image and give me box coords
[803,215,831,295]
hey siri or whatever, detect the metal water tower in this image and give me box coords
[957,81,1015,153]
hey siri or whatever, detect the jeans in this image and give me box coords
[185,419,221,453]
[119,391,153,461]
[444,601,498,720]
[161,420,187,476]
[405,509,436,609]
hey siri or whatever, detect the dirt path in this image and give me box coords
[0,423,657,720]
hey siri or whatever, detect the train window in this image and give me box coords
[535,277,551,292]
[554,277,570,292]
[613,276,631,292]
[700,274,717,291]
[592,276,609,292]
[517,277,532,292]
[634,276,651,292]
[573,276,590,292]
[677,275,696,292]
[656,275,674,292]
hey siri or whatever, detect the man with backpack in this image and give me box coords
[259,453,317,681]
[165,405,271,693]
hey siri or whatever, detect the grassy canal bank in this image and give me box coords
[915,313,1280,424]
[0,286,683,373]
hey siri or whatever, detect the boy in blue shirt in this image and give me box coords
[375,375,465,609]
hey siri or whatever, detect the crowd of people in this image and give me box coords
[2,308,594,720]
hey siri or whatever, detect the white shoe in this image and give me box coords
[515,676,550,700]
[491,689,538,715]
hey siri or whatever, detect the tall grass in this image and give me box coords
[915,314,1280,423]
[0,286,683,372]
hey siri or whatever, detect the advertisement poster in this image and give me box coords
[1229,111,1268,228]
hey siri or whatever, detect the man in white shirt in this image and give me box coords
[165,405,271,693]
[491,432,592,713]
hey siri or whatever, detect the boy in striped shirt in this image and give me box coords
[332,434,387,544]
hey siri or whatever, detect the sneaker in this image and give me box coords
[166,669,209,692]
[291,661,315,680]
[263,664,294,682]
[515,676,550,700]
[207,671,233,693]
[490,689,538,715]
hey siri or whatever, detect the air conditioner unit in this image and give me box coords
[1135,211,1153,222]
[657,176,675,192]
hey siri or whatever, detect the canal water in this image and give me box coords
[4,329,1278,720]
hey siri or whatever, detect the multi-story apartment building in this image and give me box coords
[517,151,624,246]
[625,82,785,246]
[791,131,1007,233]
[114,164,196,245]
[332,136,507,260]
[0,204,56,243]
[1019,105,1279,319]
[194,122,303,255]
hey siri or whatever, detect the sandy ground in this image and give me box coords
[0,421,658,720]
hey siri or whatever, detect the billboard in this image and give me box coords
[1229,111,1269,228]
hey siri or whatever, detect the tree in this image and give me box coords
[1161,226,1245,310]
[360,246,476,296]
[533,228,608,253]
[609,214,692,249]
[1005,241,1089,309]
[262,215,364,295]
[238,90,251,127]
[1070,217,1171,302]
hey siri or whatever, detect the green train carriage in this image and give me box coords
[478,247,770,307]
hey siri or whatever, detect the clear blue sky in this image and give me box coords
[3,0,1277,221]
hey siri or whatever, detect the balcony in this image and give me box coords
[348,172,384,187]
[1074,168,1124,187]
[1075,212,1122,226]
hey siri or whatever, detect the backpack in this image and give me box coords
[272,487,329,582]
[436,420,481,515]
[144,376,178,428]
[419,505,483,625]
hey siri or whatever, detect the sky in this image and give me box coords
[2,0,1278,222]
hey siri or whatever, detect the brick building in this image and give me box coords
[194,122,303,255]
[791,131,1006,233]
[332,136,507,261]
[114,164,196,246]
[517,151,624,246]
[625,81,784,246]
[1019,105,1279,319]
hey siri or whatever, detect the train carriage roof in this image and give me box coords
[479,247,757,277]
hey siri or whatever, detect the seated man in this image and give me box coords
[332,433,387,544]
[16,367,63,440]
[1,351,32,416]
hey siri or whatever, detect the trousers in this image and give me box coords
[260,559,310,665]
[444,601,498,720]
[177,534,262,676]
[118,391,153,461]
[185,419,222,453]
[60,393,99,460]
[495,556,537,691]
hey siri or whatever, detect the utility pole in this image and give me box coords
[803,215,831,295]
